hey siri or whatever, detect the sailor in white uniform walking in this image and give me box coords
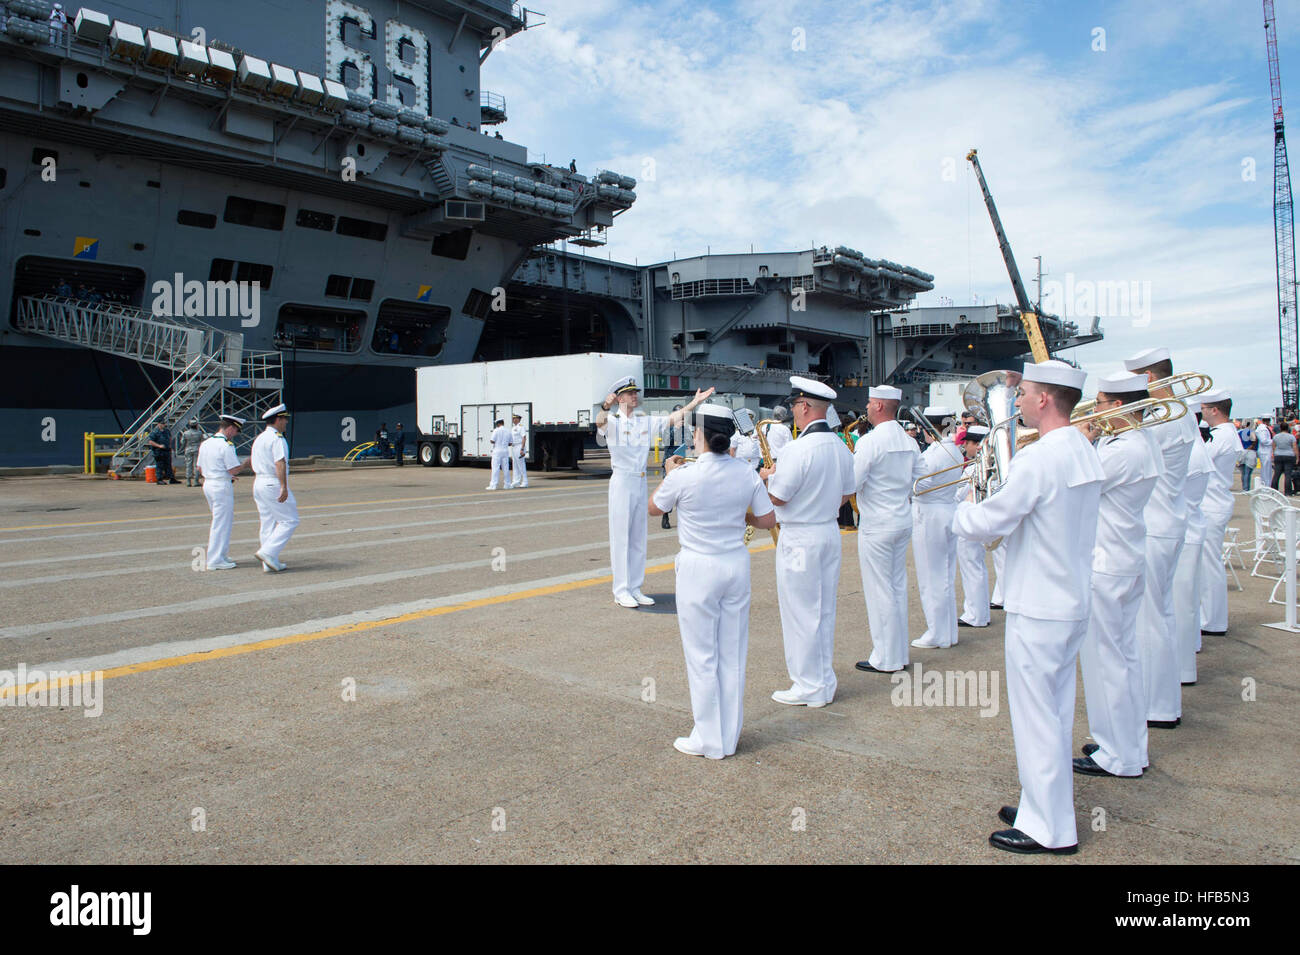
[509,414,529,488]
[952,360,1104,855]
[485,419,514,489]
[761,376,855,707]
[195,414,248,570]
[910,406,963,649]
[851,386,918,674]
[1126,347,1197,730]
[649,405,776,758]
[597,376,714,608]
[251,404,299,572]
[1199,390,1243,636]
[955,424,992,629]
[1073,373,1160,779]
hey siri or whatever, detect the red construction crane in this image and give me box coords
[1265,0,1298,414]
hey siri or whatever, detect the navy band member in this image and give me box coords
[952,360,1104,854]
[649,405,776,758]
[1073,373,1159,779]
[195,415,248,569]
[1124,347,1197,730]
[762,407,793,460]
[955,424,991,629]
[1198,389,1243,636]
[760,376,855,707]
[851,385,918,674]
[1174,402,1214,686]
[910,405,962,649]
[597,376,714,608]
[251,404,299,572]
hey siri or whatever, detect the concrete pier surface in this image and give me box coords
[0,464,1294,864]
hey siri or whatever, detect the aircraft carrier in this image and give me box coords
[0,0,1101,470]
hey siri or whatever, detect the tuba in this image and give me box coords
[912,370,1021,501]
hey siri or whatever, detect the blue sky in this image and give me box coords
[485,0,1300,414]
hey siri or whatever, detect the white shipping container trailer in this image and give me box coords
[414,353,643,469]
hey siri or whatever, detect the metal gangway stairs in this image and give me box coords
[15,295,284,475]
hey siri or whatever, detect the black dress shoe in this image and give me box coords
[1181,681,1196,686]
[855,661,899,673]
[1200,629,1226,636]
[989,828,1077,855]
[998,806,1017,826]
[958,620,973,628]
[661,514,671,529]
[1147,718,1181,729]
[1073,755,1140,777]
[1082,743,1099,757]
[989,603,1003,610]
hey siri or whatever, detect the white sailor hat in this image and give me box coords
[262,403,290,420]
[964,424,989,439]
[1199,388,1231,404]
[922,405,955,417]
[695,403,737,435]
[1122,347,1170,372]
[1022,359,1087,390]
[825,404,841,429]
[609,375,639,396]
[868,385,903,402]
[787,375,836,402]
[1096,371,1148,394]
[218,413,246,426]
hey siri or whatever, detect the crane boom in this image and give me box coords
[966,149,1051,363]
[1265,0,1298,414]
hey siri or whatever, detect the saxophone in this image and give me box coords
[744,420,781,545]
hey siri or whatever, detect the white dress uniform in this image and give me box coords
[1080,422,1159,777]
[853,417,919,670]
[952,412,1104,851]
[196,432,243,568]
[1256,422,1274,490]
[729,431,762,469]
[954,453,991,627]
[653,445,774,758]
[509,422,529,487]
[1174,435,1213,684]
[768,415,855,704]
[600,410,671,602]
[1201,411,1244,633]
[911,431,964,648]
[251,421,299,565]
[763,420,793,460]
[486,425,514,489]
[990,540,1006,606]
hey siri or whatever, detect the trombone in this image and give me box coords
[1073,371,1212,419]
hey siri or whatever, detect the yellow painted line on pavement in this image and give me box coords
[1,541,779,698]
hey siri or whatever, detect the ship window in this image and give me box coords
[275,304,365,354]
[336,215,387,241]
[461,288,493,320]
[237,262,274,289]
[325,274,351,298]
[32,148,57,165]
[147,180,161,189]
[177,209,217,229]
[79,181,91,188]
[296,208,335,231]
[224,195,285,231]
[210,258,235,282]
[371,299,450,358]
[350,278,374,301]
[325,275,375,301]
[431,228,472,260]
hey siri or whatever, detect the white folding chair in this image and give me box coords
[1250,496,1284,577]
[1222,528,1243,591]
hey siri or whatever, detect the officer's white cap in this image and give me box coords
[1123,347,1170,371]
[964,424,989,438]
[609,375,639,396]
[922,405,955,417]
[219,414,246,425]
[262,403,289,420]
[868,385,903,401]
[1200,388,1231,404]
[1022,360,1087,390]
[788,375,836,401]
[1096,371,1147,394]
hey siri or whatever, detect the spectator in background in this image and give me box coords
[569,158,577,172]
[49,3,66,43]
[55,277,72,297]
[393,422,405,467]
[375,422,391,458]
[180,418,205,487]
[1273,422,1297,495]
[1237,418,1258,490]
[148,419,179,484]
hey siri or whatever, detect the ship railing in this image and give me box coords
[110,351,229,475]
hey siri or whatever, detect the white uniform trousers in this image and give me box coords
[509,452,528,487]
[608,469,648,600]
[203,481,235,568]
[1173,525,1205,684]
[957,537,991,626]
[252,478,299,562]
[488,450,511,488]
[1259,455,1273,491]
[1200,508,1232,634]
[1005,612,1088,849]
[674,547,751,758]
[775,521,841,702]
[912,503,957,647]
[856,526,911,671]
[991,540,1006,606]
[1137,535,1183,722]
[1079,572,1148,776]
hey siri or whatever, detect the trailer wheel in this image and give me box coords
[419,443,436,467]
[438,441,459,466]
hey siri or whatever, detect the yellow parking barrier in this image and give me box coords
[83,433,134,474]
